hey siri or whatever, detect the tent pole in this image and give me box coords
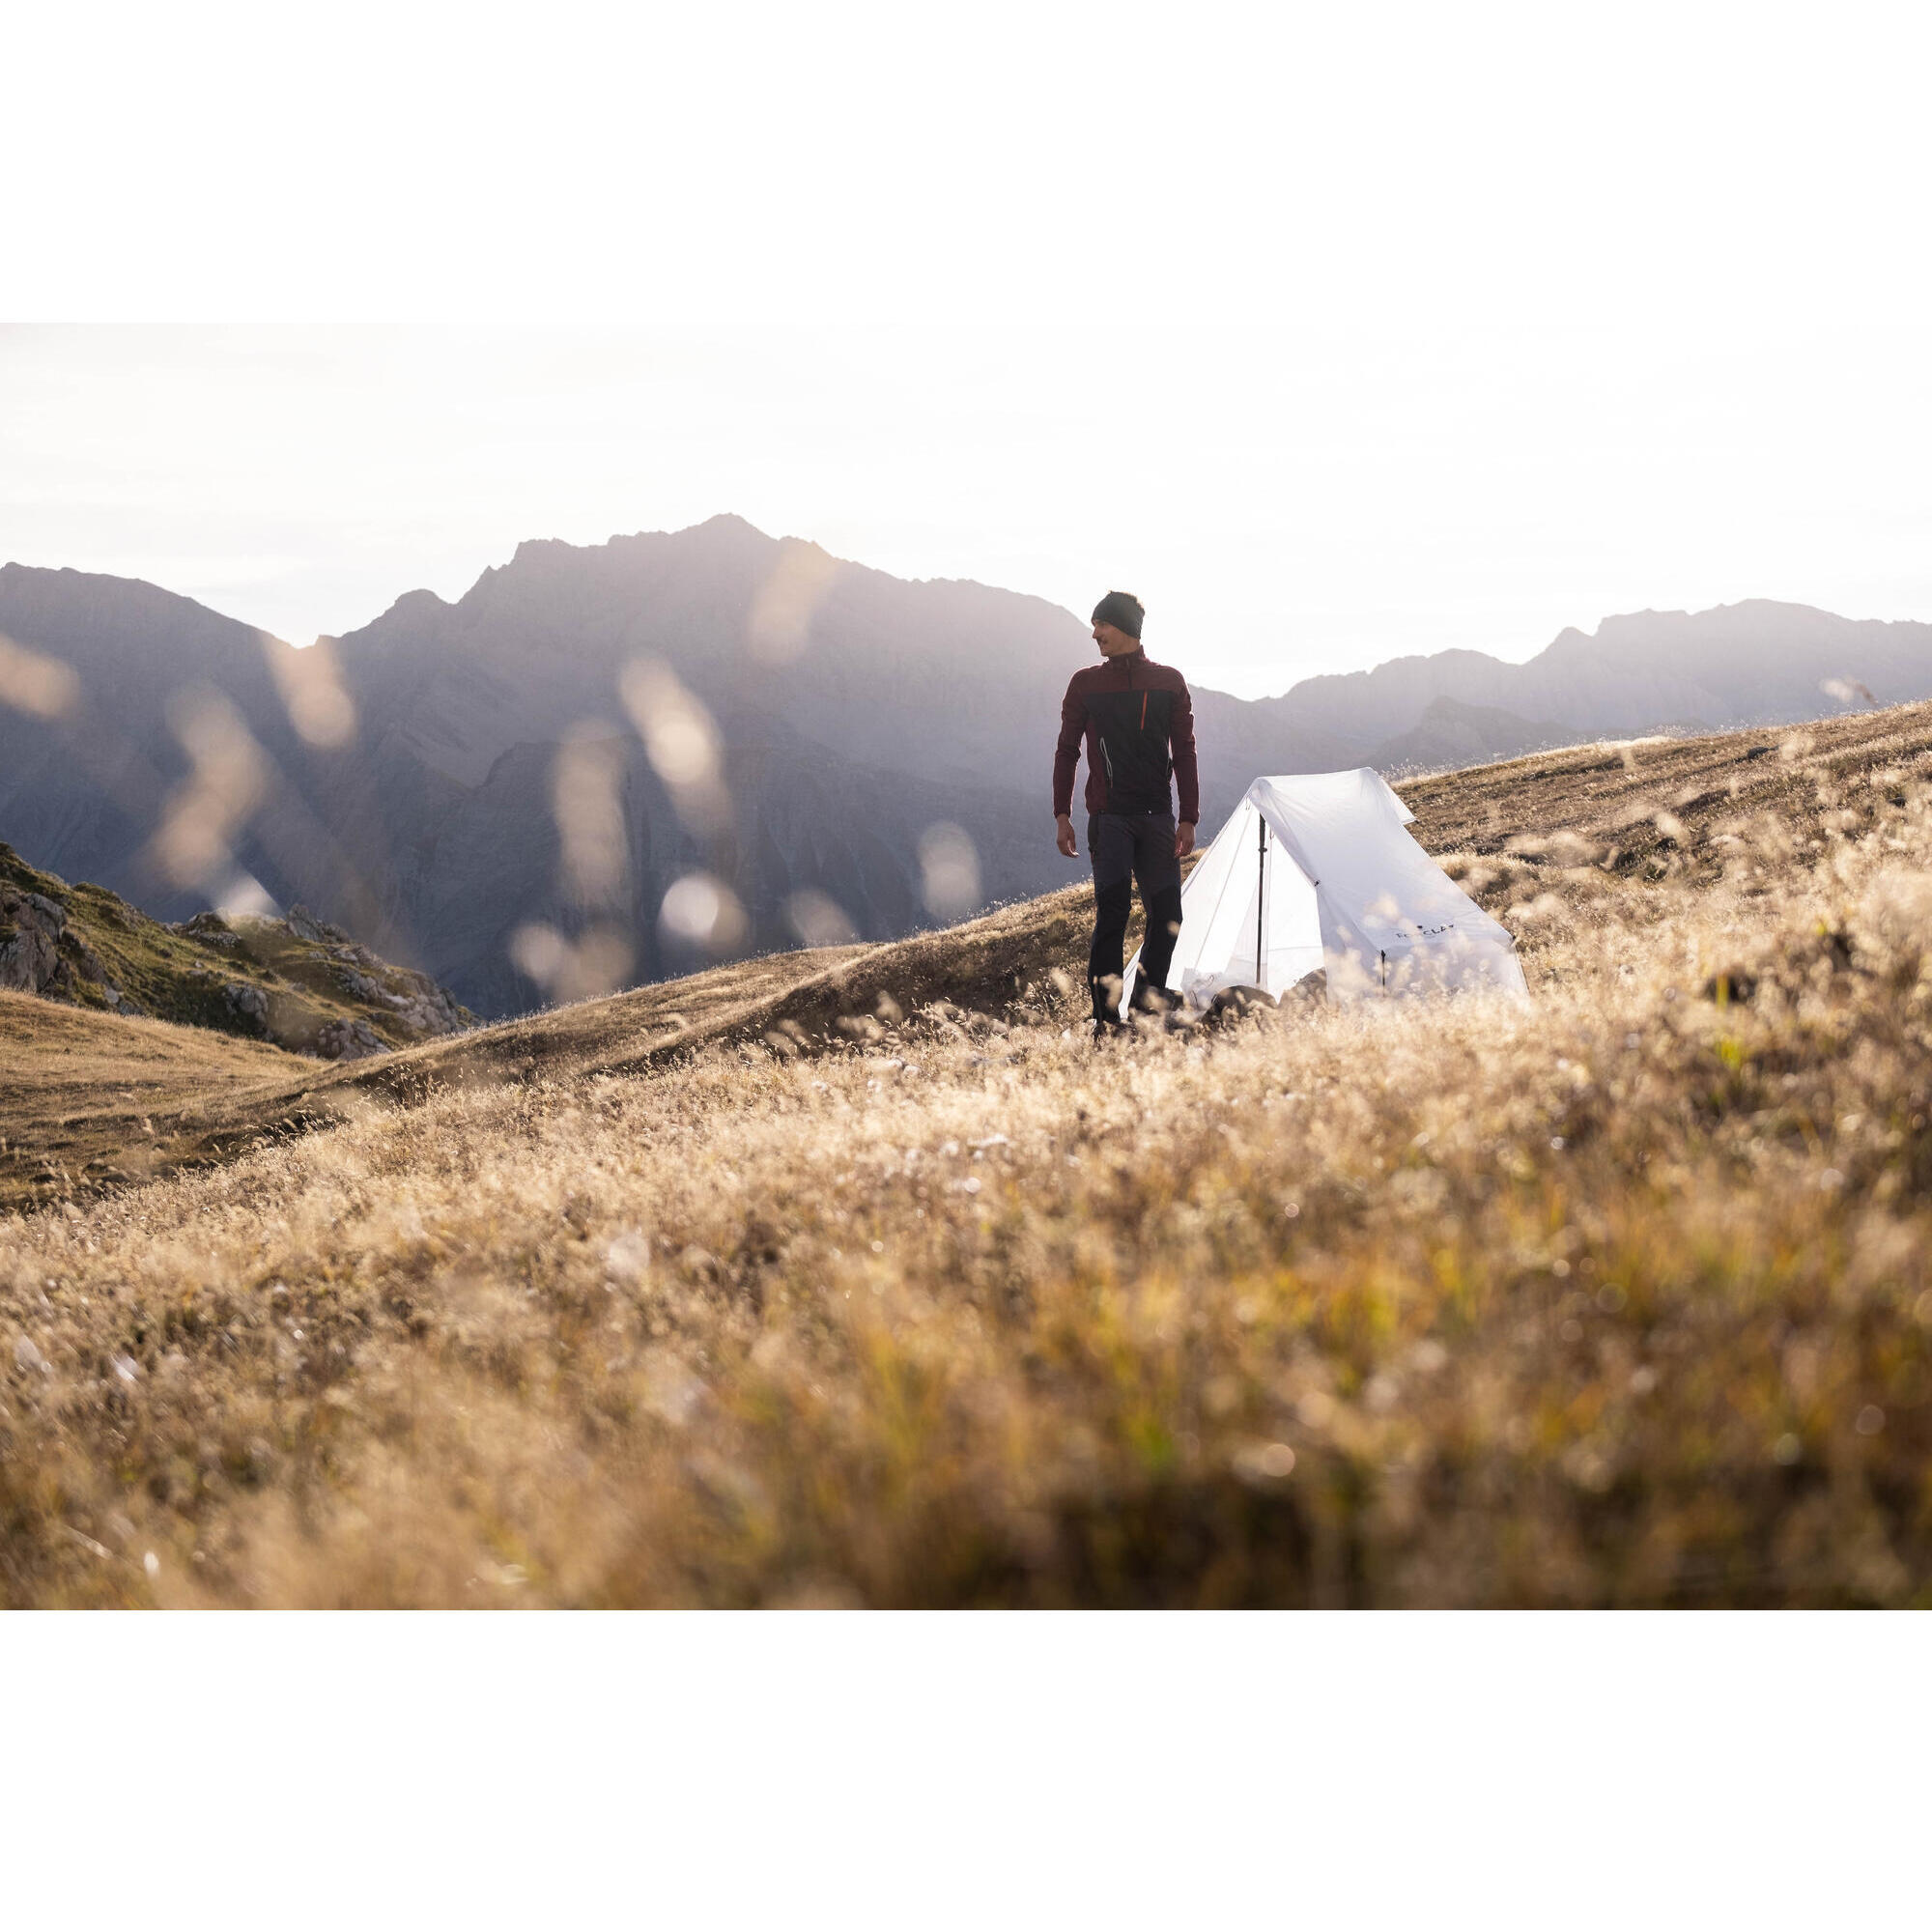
[1255,813,1266,992]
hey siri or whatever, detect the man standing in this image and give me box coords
[1053,590,1199,1033]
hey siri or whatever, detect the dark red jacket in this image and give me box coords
[1053,650,1199,822]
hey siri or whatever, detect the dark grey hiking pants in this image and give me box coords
[1088,810,1182,1022]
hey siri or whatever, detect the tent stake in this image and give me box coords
[1256,813,1266,992]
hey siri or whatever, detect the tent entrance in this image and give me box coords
[1123,799,1323,1007]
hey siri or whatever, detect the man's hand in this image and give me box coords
[1175,820,1196,860]
[1056,814,1079,859]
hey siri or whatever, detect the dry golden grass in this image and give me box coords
[0,941,881,1213]
[4,703,1931,1606]
[1,875,1122,1210]
[0,995,316,1208]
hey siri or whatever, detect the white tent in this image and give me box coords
[1122,769,1529,1009]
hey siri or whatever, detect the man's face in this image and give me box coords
[1092,620,1138,658]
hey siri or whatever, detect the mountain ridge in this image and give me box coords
[1289,594,1932,758]
[5,521,1927,1017]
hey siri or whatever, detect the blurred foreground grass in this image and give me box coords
[4,706,1932,1605]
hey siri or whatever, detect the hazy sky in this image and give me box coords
[9,7,1930,699]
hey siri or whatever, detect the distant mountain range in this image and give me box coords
[3,516,1926,1015]
[1290,600,1932,767]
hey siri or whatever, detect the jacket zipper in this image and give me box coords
[1100,654,1141,803]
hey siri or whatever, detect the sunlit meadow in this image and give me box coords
[4,705,1931,1605]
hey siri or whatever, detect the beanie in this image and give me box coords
[1091,590,1145,639]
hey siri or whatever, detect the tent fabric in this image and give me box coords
[1122,769,1528,1008]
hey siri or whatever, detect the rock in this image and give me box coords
[222,981,270,1028]
[333,963,469,1037]
[0,885,105,996]
[68,929,108,984]
[180,911,238,946]
[0,885,67,993]
[282,904,350,945]
[314,1016,387,1061]
[387,983,470,1037]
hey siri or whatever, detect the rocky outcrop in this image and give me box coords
[314,1016,386,1060]
[178,911,241,948]
[285,904,348,945]
[221,980,270,1027]
[3,837,472,1058]
[0,886,68,995]
[334,958,484,1035]
[1,883,113,999]
[224,973,392,1059]
[210,960,453,1059]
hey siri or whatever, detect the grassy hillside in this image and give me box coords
[0,995,318,1208]
[0,867,1118,1213]
[0,838,475,1058]
[2,700,1930,1605]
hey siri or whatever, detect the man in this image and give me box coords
[1053,589,1199,1033]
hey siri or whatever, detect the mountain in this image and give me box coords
[1370,697,1562,774]
[0,524,1340,1016]
[4,525,1928,1017]
[325,513,1343,817]
[1289,600,1932,763]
